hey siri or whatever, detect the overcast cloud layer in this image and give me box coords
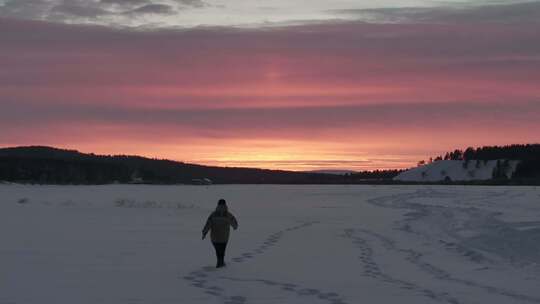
[1,0,539,28]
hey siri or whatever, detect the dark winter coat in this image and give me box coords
[202,205,238,243]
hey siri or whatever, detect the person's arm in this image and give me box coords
[229,213,238,230]
[202,215,212,239]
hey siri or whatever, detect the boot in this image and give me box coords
[216,255,225,268]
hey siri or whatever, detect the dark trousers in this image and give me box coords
[212,242,228,267]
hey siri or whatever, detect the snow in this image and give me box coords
[1,184,540,304]
[394,160,520,182]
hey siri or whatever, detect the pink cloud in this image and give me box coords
[1,19,539,170]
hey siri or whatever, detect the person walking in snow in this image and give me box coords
[202,199,238,268]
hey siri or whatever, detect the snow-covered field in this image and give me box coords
[1,184,540,304]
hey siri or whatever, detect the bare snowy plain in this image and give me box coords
[2,184,540,304]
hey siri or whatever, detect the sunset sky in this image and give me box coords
[1,0,539,171]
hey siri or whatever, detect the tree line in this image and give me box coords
[0,146,401,184]
[418,144,540,181]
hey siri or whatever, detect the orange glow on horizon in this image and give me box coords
[33,137,445,172]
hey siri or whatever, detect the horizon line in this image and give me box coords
[0,145,412,173]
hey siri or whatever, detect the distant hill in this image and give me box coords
[0,146,398,185]
[399,144,540,184]
[394,160,520,182]
[3,145,537,185]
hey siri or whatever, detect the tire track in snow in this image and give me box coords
[359,228,540,303]
[342,228,461,304]
[363,190,540,304]
[182,220,350,304]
